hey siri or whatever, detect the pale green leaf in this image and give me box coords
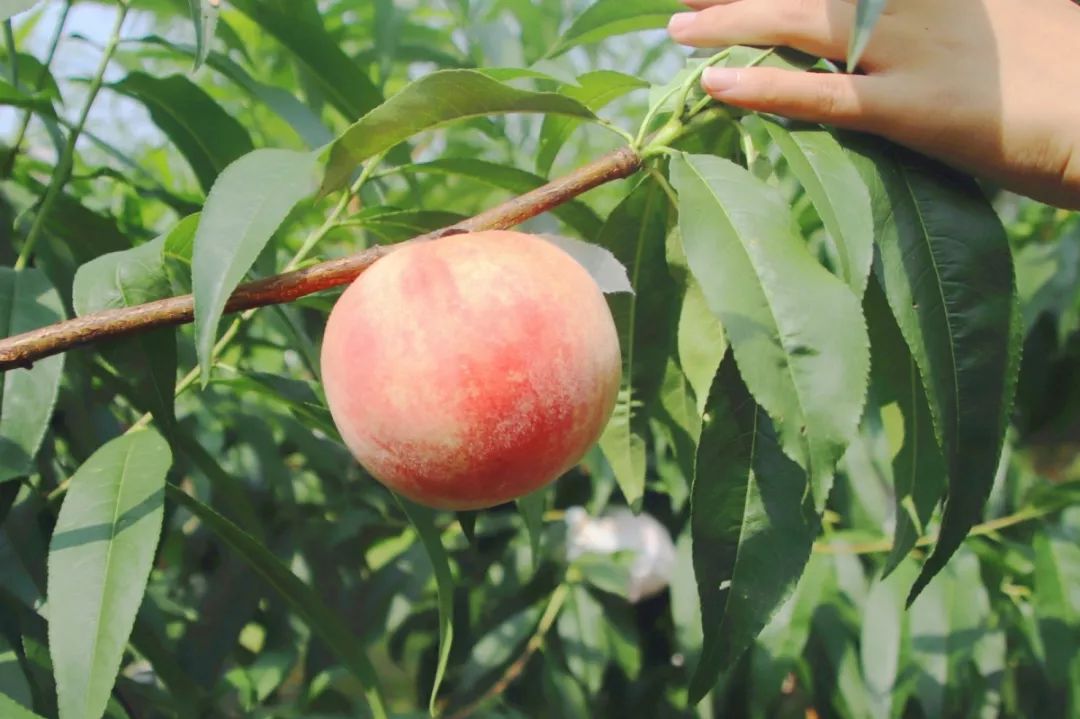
[547,0,684,57]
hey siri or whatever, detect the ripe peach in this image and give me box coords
[320,230,621,510]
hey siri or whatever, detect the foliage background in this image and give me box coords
[0,1,1079,718]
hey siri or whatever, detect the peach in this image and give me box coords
[320,230,622,510]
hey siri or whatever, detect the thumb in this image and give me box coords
[701,66,889,133]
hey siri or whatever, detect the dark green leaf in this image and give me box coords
[557,584,607,694]
[48,430,170,719]
[0,631,32,709]
[671,152,870,511]
[0,77,51,114]
[228,0,381,120]
[193,148,321,384]
[846,140,1017,601]
[166,485,387,714]
[322,70,595,193]
[547,0,685,57]
[761,121,874,295]
[396,498,455,715]
[110,73,254,193]
[0,269,64,484]
[1034,523,1080,689]
[597,179,677,508]
[688,360,818,703]
[516,488,547,570]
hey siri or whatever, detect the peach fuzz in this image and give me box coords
[320,230,622,510]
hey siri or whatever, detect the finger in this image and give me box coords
[668,0,855,61]
[700,66,891,132]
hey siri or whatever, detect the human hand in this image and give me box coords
[667,0,1080,209]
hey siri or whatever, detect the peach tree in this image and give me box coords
[0,0,1077,717]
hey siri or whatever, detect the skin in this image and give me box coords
[667,0,1080,209]
[320,230,621,510]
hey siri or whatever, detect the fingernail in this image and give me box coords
[702,67,739,94]
[667,12,696,34]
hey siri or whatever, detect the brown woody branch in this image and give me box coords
[0,147,641,371]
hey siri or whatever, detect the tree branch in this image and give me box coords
[0,147,641,371]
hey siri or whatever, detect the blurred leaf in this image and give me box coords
[860,561,918,719]
[193,148,321,384]
[557,584,606,693]
[323,70,596,192]
[396,499,455,715]
[0,1,39,22]
[671,152,869,511]
[849,0,887,68]
[186,0,219,70]
[165,485,387,715]
[0,77,51,114]
[847,139,1017,602]
[761,121,874,295]
[0,693,43,719]
[457,604,542,693]
[548,0,684,57]
[398,159,603,238]
[48,430,170,719]
[1034,524,1080,689]
[516,488,547,570]
[597,179,676,508]
[541,234,631,294]
[688,360,818,703]
[537,70,647,176]
[228,0,381,119]
[0,631,31,709]
[0,269,64,484]
[110,73,254,193]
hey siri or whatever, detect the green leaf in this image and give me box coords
[671,152,870,511]
[1034,523,1080,689]
[458,604,542,693]
[186,0,219,70]
[322,70,595,193]
[688,360,818,703]
[394,158,603,238]
[860,561,918,719]
[557,585,607,694]
[227,0,381,120]
[863,279,946,575]
[516,488,547,570]
[48,430,170,719]
[537,70,647,176]
[193,148,322,384]
[547,0,685,57]
[110,72,254,193]
[597,179,677,508]
[0,1,40,23]
[0,631,32,709]
[165,484,387,715]
[849,0,887,68]
[846,140,1017,602]
[0,77,51,114]
[0,268,64,484]
[677,276,726,417]
[73,231,181,425]
[760,121,874,295]
[396,498,455,716]
[0,693,44,719]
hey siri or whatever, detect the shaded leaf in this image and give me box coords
[860,561,918,719]
[0,631,32,709]
[849,0,887,68]
[688,360,818,703]
[186,0,219,70]
[0,269,64,484]
[846,139,1017,601]
[193,148,321,384]
[548,0,685,57]
[110,73,254,193]
[516,488,547,570]
[396,498,455,715]
[48,430,170,719]
[323,70,595,193]
[165,485,387,714]
[557,585,607,693]
[671,152,869,511]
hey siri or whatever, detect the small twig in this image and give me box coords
[445,583,570,719]
[0,147,641,371]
